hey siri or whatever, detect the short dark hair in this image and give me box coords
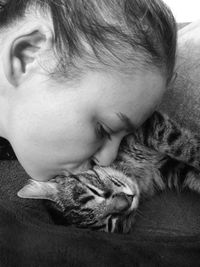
[0,0,177,84]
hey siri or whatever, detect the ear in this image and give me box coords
[3,26,53,87]
[17,179,58,201]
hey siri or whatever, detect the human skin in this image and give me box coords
[0,15,166,181]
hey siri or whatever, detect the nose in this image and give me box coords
[93,137,122,166]
[112,192,134,213]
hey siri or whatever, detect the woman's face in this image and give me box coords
[7,69,165,181]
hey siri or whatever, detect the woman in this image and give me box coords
[2,1,195,266]
[0,0,176,180]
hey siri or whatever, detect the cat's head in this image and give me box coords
[17,166,139,233]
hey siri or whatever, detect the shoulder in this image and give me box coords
[159,21,200,133]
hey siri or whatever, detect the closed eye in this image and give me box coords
[96,122,112,140]
[86,185,103,197]
[79,195,95,204]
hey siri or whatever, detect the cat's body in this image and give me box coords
[114,111,200,196]
[18,111,200,233]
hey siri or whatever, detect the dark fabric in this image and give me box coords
[1,199,200,267]
[1,158,200,266]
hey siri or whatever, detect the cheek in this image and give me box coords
[8,103,100,174]
[6,92,102,179]
[11,119,98,160]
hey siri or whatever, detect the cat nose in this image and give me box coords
[112,192,134,213]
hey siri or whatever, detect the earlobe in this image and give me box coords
[3,27,53,87]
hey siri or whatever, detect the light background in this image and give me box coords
[163,0,200,22]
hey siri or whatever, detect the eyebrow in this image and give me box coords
[116,112,136,132]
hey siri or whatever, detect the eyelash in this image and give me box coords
[96,123,112,140]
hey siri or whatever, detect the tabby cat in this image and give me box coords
[18,111,200,233]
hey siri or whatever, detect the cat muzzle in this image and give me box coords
[111,192,134,214]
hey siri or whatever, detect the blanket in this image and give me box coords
[0,140,200,266]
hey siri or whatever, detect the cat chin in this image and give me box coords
[114,212,136,234]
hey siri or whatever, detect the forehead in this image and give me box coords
[89,70,166,127]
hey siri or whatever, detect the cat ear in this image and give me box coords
[17,179,58,201]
